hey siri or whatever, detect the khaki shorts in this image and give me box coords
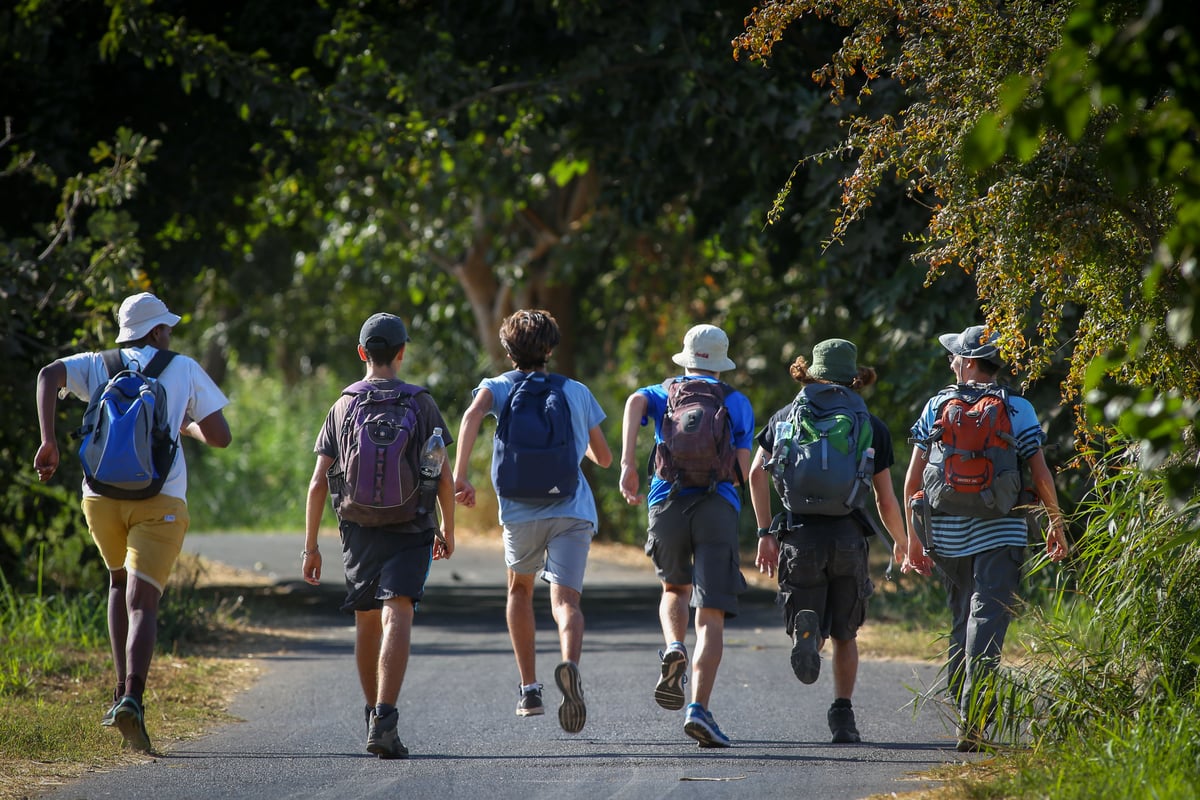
[81,495,190,592]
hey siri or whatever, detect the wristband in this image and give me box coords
[756,527,772,539]
[302,546,320,557]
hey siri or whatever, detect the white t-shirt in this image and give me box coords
[60,345,230,500]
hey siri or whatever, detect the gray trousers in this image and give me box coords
[935,546,1024,724]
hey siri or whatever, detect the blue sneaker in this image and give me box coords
[683,702,731,748]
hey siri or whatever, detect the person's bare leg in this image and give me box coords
[507,570,538,685]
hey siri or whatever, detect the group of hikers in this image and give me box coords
[33,292,1068,760]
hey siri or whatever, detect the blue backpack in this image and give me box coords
[76,349,178,500]
[492,371,578,503]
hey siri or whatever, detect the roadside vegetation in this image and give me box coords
[0,556,259,800]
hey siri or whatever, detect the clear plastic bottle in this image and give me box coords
[417,427,446,514]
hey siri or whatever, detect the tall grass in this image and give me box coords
[955,448,1200,797]
[185,366,346,531]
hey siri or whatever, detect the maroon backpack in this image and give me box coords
[651,377,742,494]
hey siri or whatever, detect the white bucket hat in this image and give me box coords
[115,293,182,343]
[671,324,736,372]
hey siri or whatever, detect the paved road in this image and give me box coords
[43,533,966,800]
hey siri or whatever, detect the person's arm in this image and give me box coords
[618,392,648,505]
[902,446,934,575]
[585,425,612,468]
[1027,448,1069,561]
[302,453,333,586]
[749,446,780,577]
[872,470,910,567]
[452,388,491,508]
[34,361,67,482]
[435,455,455,559]
[183,410,232,448]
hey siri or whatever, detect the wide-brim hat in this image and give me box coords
[671,324,736,372]
[809,338,859,383]
[938,324,1001,361]
[115,292,182,343]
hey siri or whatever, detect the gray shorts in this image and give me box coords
[646,494,746,617]
[777,516,873,640]
[504,517,594,593]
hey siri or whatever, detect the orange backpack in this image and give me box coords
[916,385,1022,519]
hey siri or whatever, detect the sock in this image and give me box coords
[832,697,853,709]
[667,641,687,654]
[375,702,396,719]
[520,682,542,694]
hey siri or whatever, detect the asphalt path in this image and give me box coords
[42,532,970,800]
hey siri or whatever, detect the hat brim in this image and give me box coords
[938,332,1000,360]
[671,352,736,372]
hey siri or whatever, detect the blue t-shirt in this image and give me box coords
[476,373,606,529]
[911,385,1046,558]
[636,375,755,513]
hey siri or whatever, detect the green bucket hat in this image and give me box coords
[809,338,858,383]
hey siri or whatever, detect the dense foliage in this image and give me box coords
[4,0,983,588]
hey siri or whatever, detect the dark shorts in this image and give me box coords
[339,521,435,613]
[646,493,746,617]
[777,516,874,640]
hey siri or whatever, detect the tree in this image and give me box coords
[734,0,1200,429]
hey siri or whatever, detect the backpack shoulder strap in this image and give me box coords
[142,350,176,379]
[100,349,124,379]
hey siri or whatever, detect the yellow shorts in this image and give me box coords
[81,495,190,592]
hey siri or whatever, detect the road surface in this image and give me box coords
[40,532,969,800]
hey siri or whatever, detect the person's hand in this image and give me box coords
[755,535,780,578]
[454,478,476,507]
[302,548,323,586]
[904,545,934,577]
[34,441,59,482]
[619,464,644,506]
[1045,522,1069,562]
[434,529,454,560]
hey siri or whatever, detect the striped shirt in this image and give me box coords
[911,385,1045,558]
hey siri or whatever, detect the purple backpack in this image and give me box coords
[330,380,428,526]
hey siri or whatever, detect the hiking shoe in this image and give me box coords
[516,684,545,717]
[366,707,409,759]
[955,726,990,753]
[654,647,689,711]
[101,698,120,727]
[554,661,587,734]
[683,703,731,748]
[827,702,861,743]
[112,695,152,753]
[791,609,822,684]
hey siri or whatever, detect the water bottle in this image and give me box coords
[417,427,446,515]
[771,419,794,478]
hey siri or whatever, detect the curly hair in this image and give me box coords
[499,309,562,369]
[789,356,878,390]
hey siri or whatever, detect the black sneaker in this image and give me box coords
[554,661,587,734]
[791,609,822,684]
[366,707,409,759]
[654,647,689,711]
[516,685,545,717]
[112,695,152,753]
[827,702,861,743]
